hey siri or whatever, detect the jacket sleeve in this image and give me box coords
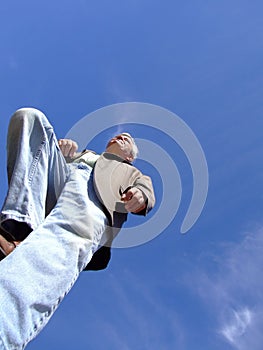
[129,170,156,216]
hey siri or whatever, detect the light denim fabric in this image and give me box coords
[0,108,108,350]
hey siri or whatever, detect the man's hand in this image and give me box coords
[121,187,146,213]
[58,139,78,158]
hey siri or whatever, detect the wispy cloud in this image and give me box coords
[103,269,187,349]
[220,307,253,344]
[185,227,263,349]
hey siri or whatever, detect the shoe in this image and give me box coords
[0,234,17,262]
[0,246,6,261]
[0,226,15,242]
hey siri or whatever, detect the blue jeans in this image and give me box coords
[0,108,108,350]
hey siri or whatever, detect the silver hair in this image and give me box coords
[121,132,139,161]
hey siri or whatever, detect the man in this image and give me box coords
[0,108,155,349]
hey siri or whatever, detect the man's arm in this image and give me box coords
[121,173,155,215]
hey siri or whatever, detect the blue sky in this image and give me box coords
[0,0,262,349]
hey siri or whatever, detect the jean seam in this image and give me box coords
[28,140,46,185]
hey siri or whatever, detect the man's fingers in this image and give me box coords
[121,192,133,202]
[58,139,78,157]
[121,188,146,213]
[124,197,146,212]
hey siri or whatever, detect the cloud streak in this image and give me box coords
[184,226,263,350]
[102,269,187,349]
[220,307,253,344]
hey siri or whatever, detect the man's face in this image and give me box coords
[105,133,134,162]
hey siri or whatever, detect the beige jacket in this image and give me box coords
[68,150,155,270]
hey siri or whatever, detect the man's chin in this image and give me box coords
[106,139,118,147]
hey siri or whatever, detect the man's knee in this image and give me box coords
[10,108,50,127]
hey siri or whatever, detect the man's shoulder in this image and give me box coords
[99,152,133,164]
[96,152,134,168]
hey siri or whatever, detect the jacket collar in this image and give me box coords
[102,152,132,165]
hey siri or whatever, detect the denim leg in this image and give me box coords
[0,164,108,350]
[0,108,68,240]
